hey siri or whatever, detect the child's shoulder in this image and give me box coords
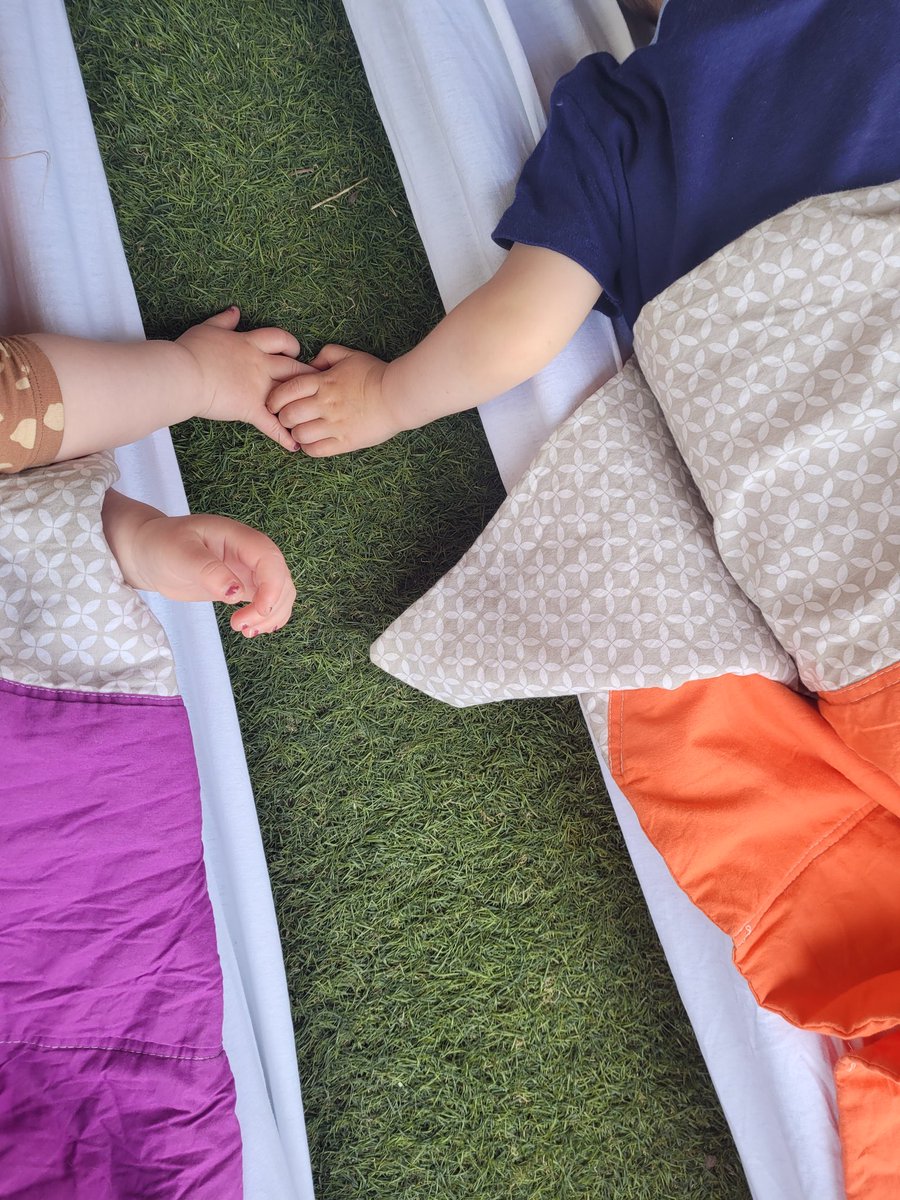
[557,0,897,114]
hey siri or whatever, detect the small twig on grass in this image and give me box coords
[310,177,368,209]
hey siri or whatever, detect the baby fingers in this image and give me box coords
[269,357,319,384]
[284,415,335,447]
[198,556,245,602]
[245,325,302,358]
[309,343,355,370]
[253,406,305,453]
[267,372,321,417]
[229,549,296,637]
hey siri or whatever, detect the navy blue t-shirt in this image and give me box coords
[493,0,900,330]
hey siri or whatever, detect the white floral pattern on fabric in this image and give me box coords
[372,183,900,713]
[0,452,177,695]
[637,183,900,693]
[371,358,796,707]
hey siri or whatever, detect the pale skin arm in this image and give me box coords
[29,306,313,460]
[268,243,603,455]
[101,489,295,637]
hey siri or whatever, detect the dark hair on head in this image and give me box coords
[619,0,663,20]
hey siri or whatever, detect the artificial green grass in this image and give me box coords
[66,2,751,1196]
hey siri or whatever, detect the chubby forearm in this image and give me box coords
[385,243,602,428]
[268,243,603,456]
[385,294,531,426]
[101,488,165,590]
[28,334,203,461]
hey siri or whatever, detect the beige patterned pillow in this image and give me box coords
[372,183,900,708]
[0,452,177,695]
[371,359,796,706]
[637,182,900,693]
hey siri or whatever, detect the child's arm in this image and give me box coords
[101,488,295,637]
[28,306,311,461]
[267,243,602,455]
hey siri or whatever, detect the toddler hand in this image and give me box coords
[128,512,295,636]
[176,307,316,452]
[267,344,402,456]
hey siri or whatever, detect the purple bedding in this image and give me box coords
[0,456,241,1198]
[0,678,241,1197]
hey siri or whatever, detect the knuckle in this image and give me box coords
[199,560,223,581]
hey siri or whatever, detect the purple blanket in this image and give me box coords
[0,456,241,1197]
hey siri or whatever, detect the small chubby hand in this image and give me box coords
[127,512,296,636]
[176,307,316,453]
[266,343,402,456]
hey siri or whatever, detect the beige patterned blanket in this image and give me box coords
[372,183,900,708]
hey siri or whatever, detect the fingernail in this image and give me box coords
[252,628,260,637]
[240,623,249,632]
[226,583,240,599]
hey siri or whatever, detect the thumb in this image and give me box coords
[252,405,301,453]
[179,535,245,601]
[309,342,355,370]
[202,305,241,331]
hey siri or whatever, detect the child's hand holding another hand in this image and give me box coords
[266,343,402,456]
[266,245,603,458]
[176,306,317,453]
[102,490,295,637]
[29,306,316,462]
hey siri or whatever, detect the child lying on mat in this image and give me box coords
[267,0,900,454]
[1,306,307,634]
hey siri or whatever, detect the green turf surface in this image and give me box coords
[66,2,751,1196]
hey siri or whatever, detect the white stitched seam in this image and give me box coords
[0,1036,223,1062]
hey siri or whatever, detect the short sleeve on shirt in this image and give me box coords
[492,54,627,321]
[0,336,64,473]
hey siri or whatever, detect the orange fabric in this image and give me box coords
[819,660,900,783]
[817,669,900,1198]
[836,1032,900,1200]
[607,675,900,1036]
[608,671,900,1194]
